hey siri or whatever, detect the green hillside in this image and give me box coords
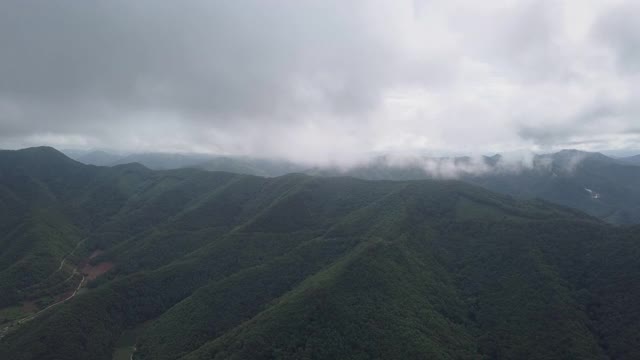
[0,147,639,360]
[68,148,640,224]
[309,150,640,225]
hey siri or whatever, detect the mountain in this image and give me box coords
[1,147,640,359]
[69,150,303,177]
[65,149,640,224]
[196,156,306,177]
[75,150,123,166]
[468,150,640,224]
[109,152,214,170]
[619,154,640,166]
[68,150,216,170]
[310,150,640,224]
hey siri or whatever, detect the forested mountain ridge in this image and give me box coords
[310,150,640,224]
[0,147,639,359]
[466,151,640,224]
[67,148,640,224]
[66,149,305,176]
[619,154,640,166]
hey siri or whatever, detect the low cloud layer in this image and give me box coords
[336,149,589,179]
[1,0,640,164]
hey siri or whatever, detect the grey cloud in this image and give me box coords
[455,0,575,83]
[517,125,572,146]
[593,2,640,73]
[0,1,396,134]
[515,98,634,147]
[1,1,640,162]
[335,148,591,180]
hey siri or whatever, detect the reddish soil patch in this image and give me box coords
[21,301,38,314]
[54,287,76,302]
[81,261,114,281]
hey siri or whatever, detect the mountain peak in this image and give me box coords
[16,145,66,155]
[2,146,77,164]
[0,146,86,180]
[550,149,613,163]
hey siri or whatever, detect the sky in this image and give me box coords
[1,0,639,165]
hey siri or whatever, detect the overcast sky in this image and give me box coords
[1,0,639,164]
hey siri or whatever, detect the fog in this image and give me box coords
[322,149,593,179]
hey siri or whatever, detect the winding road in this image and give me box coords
[17,274,85,325]
[0,239,89,339]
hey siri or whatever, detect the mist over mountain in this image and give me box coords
[311,149,640,224]
[73,150,124,167]
[65,149,308,177]
[65,147,640,225]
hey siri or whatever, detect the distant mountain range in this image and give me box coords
[1,146,640,359]
[65,148,640,224]
[619,154,640,166]
[66,150,306,175]
[75,150,124,166]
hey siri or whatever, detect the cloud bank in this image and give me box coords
[1,0,640,164]
[333,148,589,179]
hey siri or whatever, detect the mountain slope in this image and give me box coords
[309,150,640,224]
[619,154,640,166]
[65,148,640,224]
[0,147,639,360]
[469,150,640,224]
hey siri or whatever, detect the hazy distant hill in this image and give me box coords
[619,154,640,166]
[310,150,640,224]
[66,148,640,224]
[469,150,640,224]
[1,147,640,360]
[69,150,304,176]
[76,150,124,166]
[67,150,214,170]
[109,153,213,170]
[196,156,306,177]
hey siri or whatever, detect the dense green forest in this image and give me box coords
[308,150,640,225]
[70,149,640,224]
[1,147,639,359]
